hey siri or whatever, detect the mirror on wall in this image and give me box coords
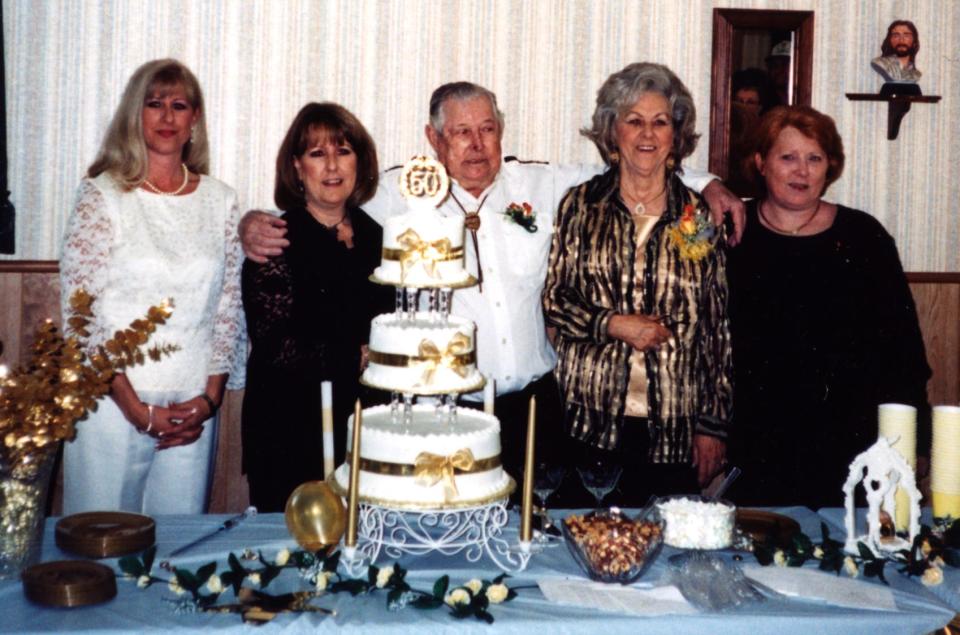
[708,9,814,198]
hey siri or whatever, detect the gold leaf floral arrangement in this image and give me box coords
[0,290,178,476]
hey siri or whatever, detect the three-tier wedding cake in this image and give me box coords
[333,156,514,509]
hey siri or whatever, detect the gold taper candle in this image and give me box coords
[519,395,536,542]
[345,399,363,547]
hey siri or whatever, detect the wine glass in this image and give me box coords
[576,459,623,511]
[533,462,566,539]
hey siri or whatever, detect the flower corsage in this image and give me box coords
[667,202,716,262]
[502,202,537,233]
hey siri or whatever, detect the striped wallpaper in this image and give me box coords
[3,0,958,271]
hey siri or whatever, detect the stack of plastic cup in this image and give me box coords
[878,403,917,530]
[931,406,960,519]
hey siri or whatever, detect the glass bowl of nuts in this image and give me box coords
[562,508,664,584]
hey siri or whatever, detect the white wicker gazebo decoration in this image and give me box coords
[843,437,921,554]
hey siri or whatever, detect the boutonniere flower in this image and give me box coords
[667,203,716,262]
[502,202,537,233]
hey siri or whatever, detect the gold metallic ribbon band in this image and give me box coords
[345,449,501,503]
[383,228,463,281]
[345,452,500,475]
[368,334,475,384]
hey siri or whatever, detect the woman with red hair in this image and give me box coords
[726,105,930,507]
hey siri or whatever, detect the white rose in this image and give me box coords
[773,550,787,567]
[205,574,223,594]
[314,571,331,591]
[137,575,151,589]
[464,578,483,595]
[922,566,944,586]
[486,583,509,604]
[247,572,262,587]
[275,548,290,567]
[445,588,470,607]
[376,566,395,589]
[843,557,859,578]
[813,546,824,559]
[168,576,185,595]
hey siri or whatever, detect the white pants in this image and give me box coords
[63,389,218,515]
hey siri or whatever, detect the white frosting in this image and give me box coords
[333,405,512,508]
[363,313,484,394]
[657,497,735,549]
[373,211,470,287]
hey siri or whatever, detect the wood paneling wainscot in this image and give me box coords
[1,263,957,514]
[0,261,247,514]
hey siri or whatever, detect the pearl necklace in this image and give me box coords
[759,200,822,236]
[143,164,190,196]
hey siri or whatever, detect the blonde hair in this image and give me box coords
[87,59,209,189]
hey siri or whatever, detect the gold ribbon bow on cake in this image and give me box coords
[414,448,476,499]
[397,229,454,282]
[417,334,471,384]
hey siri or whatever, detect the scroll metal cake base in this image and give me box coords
[340,499,532,576]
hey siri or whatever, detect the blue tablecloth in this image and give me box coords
[818,506,960,614]
[0,508,953,634]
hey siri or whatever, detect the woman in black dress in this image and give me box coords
[727,106,930,508]
[241,103,392,511]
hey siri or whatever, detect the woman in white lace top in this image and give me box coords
[59,59,245,514]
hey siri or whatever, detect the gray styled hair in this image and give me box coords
[87,59,210,190]
[582,62,699,168]
[428,82,505,134]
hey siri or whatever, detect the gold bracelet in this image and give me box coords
[199,393,218,416]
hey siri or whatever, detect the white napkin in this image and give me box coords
[538,578,696,616]
[744,565,897,612]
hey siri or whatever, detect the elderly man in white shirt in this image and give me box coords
[241,82,744,490]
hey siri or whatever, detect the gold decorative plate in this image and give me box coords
[22,560,117,607]
[368,272,479,290]
[55,511,156,558]
[329,474,516,511]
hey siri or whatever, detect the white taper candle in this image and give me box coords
[321,381,334,479]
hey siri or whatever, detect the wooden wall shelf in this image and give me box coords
[846,93,942,140]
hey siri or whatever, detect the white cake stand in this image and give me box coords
[340,497,532,576]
